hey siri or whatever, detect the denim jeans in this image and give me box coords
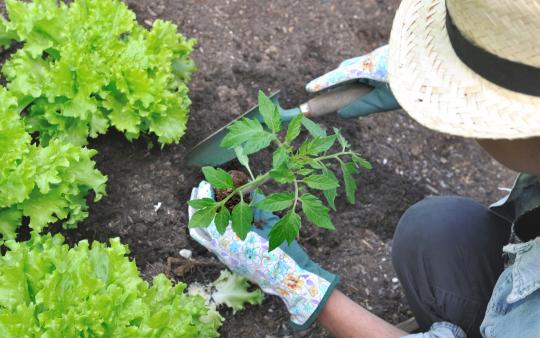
[392,196,511,338]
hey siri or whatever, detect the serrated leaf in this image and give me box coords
[323,188,337,211]
[215,207,231,234]
[188,207,217,228]
[333,127,350,149]
[286,114,302,142]
[272,147,288,168]
[341,162,358,204]
[202,167,234,189]
[231,200,253,240]
[301,116,326,137]
[297,168,314,176]
[321,168,338,210]
[268,211,300,251]
[303,174,339,190]
[300,193,335,230]
[254,192,294,212]
[352,154,372,170]
[188,198,217,209]
[258,90,281,133]
[269,166,295,184]
[242,134,274,155]
[234,146,250,170]
[306,135,336,155]
[221,118,273,149]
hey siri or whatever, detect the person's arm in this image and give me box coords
[318,289,406,338]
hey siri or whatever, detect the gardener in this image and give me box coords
[189,0,540,337]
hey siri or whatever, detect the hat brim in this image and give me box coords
[388,0,540,139]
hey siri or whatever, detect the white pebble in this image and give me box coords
[392,277,399,283]
[153,202,162,212]
[179,249,192,259]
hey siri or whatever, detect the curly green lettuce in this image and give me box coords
[0,87,107,242]
[0,233,222,337]
[1,0,196,146]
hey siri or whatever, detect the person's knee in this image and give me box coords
[392,196,489,263]
[392,196,509,267]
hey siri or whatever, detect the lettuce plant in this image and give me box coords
[189,91,371,250]
[0,233,223,337]
[188,270,264,314]
[0,88,106,243]
[0,0,196,146]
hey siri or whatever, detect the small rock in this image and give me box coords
[392,277,399,283]
[179,249,192,259]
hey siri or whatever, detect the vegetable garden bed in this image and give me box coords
[1,0,516,337]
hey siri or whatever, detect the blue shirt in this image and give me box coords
[405,174,540,338]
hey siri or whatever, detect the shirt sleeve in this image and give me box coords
[401,322,467,338]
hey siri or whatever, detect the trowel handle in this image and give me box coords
[301,83,373,117]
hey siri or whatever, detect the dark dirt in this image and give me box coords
[2,1,517,337]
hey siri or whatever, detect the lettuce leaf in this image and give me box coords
[0,233,222,337]
[2,0,196,146]
[0,87,107,242]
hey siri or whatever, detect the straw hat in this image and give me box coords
[388,0,540,139]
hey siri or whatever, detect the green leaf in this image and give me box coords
[258,90,281,133]
[254,192,294,212]
[188,198,217,209]
[301,116,327,137]
[215,207,231,234]
[333,127,350,149]
[305,135,336,155]
[297,168,314,176]
[272,147,288,168]
[268,211,300,251]
[234,147,250,170]
[323,188,337,211]
[242,135,274,155]
[341,162,358,204]
[221,118,273,149]
[202,167,234,189]
[189,207,218,228]
[303,174,339,190]
[231,200,253,240]
[352,154,373,170]
[320,167,338,210]
[300,193,335,230]
[286,114,302,142]
[269,166,295,184]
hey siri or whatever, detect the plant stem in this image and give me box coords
[292,179,299,211]
[218,172,271,206]
[315,151,356,162]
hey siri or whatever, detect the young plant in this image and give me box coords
[0,87,106,243]
[1,0,196,146]
[0,233,222,337]
[189,91,372,250]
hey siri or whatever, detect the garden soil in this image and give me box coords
[1,1,517,337]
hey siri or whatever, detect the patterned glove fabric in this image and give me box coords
[188,181,339,330]
[306,45,400,118]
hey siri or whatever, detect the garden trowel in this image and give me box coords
[186,83,372,166]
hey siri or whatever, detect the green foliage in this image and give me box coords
[1,0,196,146]
[189,91,371,250]
[0,233,222,337]
[207,270,264,314]
[0,88,106,243]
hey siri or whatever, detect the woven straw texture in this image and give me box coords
[388,0,540,139]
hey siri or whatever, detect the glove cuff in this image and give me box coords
[287,273,340,331]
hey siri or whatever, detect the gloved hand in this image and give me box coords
[188,181,339,331]
[306,45,400,118]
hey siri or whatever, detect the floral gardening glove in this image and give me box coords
[306,45,400,118]
[188,181,339,331]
